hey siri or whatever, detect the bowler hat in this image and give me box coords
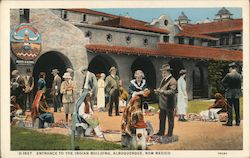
[228,62,237,68]
[179,69,187,75]
[160,64,172,71]
[109,66,117,72]
[51,69,59,74]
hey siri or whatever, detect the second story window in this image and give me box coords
[20,9,29,23]
[143,38,148,46]
[61,10,68,20]
[126,36,131,44]
[85,31,92,39]
[101,17,105,21]
[179,37,184,44]
[163,36,169,43]
[189,38,194,45]
[82,14,87,22]
[107,34,112,42]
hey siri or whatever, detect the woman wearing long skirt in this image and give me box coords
[177,69,188,121]
[97,73,106,112]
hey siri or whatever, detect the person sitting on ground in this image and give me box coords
[10,96,23,123]
[31,90,54,128]
[208,93,227,113]
[74,92,103,138]
[199,93,227,121]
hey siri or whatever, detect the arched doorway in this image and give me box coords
[168,59,185,80]
[131,57,156,102]
[193,62,207,98]
[88,54,118,77]
[33,51,73,103]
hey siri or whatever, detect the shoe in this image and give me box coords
[108,114,112,117]
[236,123,240,126]
[155,132,164,136]
[222,123,232,126]
[116,114,120,116]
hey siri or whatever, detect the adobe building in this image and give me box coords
[10,8,242,102]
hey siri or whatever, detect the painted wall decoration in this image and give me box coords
[10,23,42,60]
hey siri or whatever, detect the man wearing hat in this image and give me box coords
[80,67,98,110]
[105,66,120,116]
[154,64,177,141]
[23,68,34,111]
[51,69,62,112]
[222,62,242,126]
[11,69,25,111]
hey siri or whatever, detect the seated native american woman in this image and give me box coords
[121,89,150,149]
[31,90,54,128]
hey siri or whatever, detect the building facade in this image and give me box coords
[10,8,242,102]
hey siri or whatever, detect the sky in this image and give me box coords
[94,8,242,23]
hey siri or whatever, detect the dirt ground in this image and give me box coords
[30,109,243,150]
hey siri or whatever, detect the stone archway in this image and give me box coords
[33,51,73,102]
[193,62,208,98]
[168,59,185,80]
[131,57,156,102]
[88,54,118,77]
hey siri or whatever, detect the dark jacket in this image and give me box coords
[222,71,242,98]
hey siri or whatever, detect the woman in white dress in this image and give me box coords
[177,69,188,121]
[97,73,106,112]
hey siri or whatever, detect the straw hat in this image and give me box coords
[160,64,172,71]
[62,72,72,79]
[109,66,117,72]
[51,69,59,74]
[66,68,74,73]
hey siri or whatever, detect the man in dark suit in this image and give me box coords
[154,64,177,138]
[51,69,62,112]
[222,62,242,126]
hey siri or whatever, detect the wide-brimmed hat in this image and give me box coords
[109,66,117,72]
[51,69,59,74]
[63,72,72,79]
[11,70,19,76]
[160,64,172,71]
[228,62,237,68]
[66,68,74,73]
[179,69,187,75]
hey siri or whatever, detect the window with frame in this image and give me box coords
[19,9,30,23]
[126,36,131,44]
[107,34,112,42]
[163,36,169,43]
[189,38,194,45]
[85,31,92,39]
[143,38,148,46]
[82,14,87,22]
[61,10,68,20]
[179,37,184,44]
[233,33,242,45]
